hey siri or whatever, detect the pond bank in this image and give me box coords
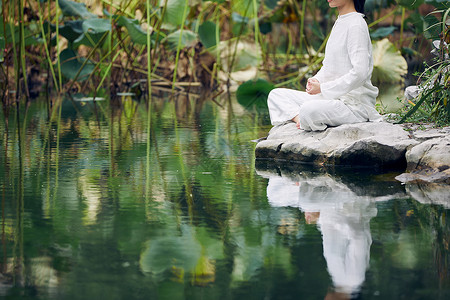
[255,121,450,185]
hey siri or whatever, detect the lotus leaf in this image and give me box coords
[0,25,39,46]
[159,0,191,30]
[58,0,96,19]
[58,20,84,43]
[370,26,396,39]
[103,10,151,46]
[164,29,198,51]
[73,18,111,48]
[372,38,408,84]
[198,21,218,49]
[236,79,274,109]
[59,48,94,81]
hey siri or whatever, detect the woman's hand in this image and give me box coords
[306,78,321,95]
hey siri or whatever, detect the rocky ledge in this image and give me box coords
[255,121,450,184]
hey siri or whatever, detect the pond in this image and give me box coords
[0,94,449,299]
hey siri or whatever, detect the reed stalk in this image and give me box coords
[399,7,405,49]
[298,0,307,55]
[55,0,62,91]
[171,0,190,92]
[252,0,261,69]
[1,0,8,99]
[151,0,168,72]
[68,31,110,91]
[95,50,123,94]
[10,1,18,100]
[101,0,134,18]
[36,0,59,92]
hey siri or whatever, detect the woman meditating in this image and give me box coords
[267,0,382,131]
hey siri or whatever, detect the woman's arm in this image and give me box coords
[319,25,371,100]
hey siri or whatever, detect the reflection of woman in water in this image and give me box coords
[267,0,381,131]
[264,172,377,297]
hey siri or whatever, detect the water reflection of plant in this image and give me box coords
[1,94,449,297]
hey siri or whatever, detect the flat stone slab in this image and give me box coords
[256,121,419,169]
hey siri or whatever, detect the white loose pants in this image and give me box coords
[267,88,366,131]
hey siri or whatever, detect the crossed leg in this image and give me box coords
[267,88,364,131]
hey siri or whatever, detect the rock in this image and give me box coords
[402,124,450,142]
[404,85,420,100]
[395,136,450,184]
[255,121,419,169]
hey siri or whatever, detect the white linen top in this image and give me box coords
[313,12,382,121]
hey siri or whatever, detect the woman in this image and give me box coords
[267,0,382,131]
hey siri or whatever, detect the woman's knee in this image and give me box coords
[267,88,284,109]
[298,102,320,119]
[267,88,282,101]
[298,102,327,131]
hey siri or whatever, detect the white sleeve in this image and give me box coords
[312,65,326,83]
[320,25,371,100]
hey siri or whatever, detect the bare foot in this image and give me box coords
[291,115,302,130]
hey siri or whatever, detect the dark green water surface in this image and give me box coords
[1,96,449,299]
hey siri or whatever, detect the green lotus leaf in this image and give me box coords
[159,0,191,29]
[103,10,152,46]
[73,18,111,48]
[372,38,408,84]
[236,78,274,109]
[58,20,84,43]
[59,48,94,81]
[198,21,218,49]
[58,0,96,19]
[370,26,396,39]
[164,29,198,51]
[117,17,149,45]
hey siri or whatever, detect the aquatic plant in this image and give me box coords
[399,4,450,125]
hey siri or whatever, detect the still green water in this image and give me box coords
[0,96,449,299]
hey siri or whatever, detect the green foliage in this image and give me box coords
[164,29,197,51]
[115,16,149,45]
[399,6,450,125]
[59,48,94,81]
[58,0,96,19]
[0,23,40,46]
[0,37,4,63]
[372,38,408,84]
[397,0,424,9]
[236,79,274,109]
[405,11,441,39]
[159,0,191,30]
[198,21,218,49]
[73,18,111,48]
[1,0,448,102]
[370,26,396,39]
[58,20,84,43]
